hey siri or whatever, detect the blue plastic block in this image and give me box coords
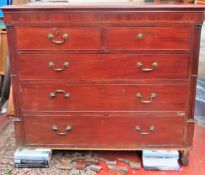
[0,0,8,18]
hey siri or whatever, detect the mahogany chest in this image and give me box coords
[3,0,205,165]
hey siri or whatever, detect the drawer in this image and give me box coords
[23,116,184,148]
[15,27,101,50]
[17,54,189,80]
[21,84,188,112]
[106,27,191,50]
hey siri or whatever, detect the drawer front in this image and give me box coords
[106,27,191,50]
[24,116,184,148]
[21,84,188,112]
[16,27,101,50]
[17,54,189,80]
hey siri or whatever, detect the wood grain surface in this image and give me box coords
[2,1,205,165]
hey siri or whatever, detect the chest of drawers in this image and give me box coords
[3,1,205,165]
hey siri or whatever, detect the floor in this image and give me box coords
[0,120,205,175]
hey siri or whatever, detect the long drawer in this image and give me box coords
[21,84,188,112]
[106,27,191,50]
[15,27,101,50]
[15,27,190,51]
[17,54,189,80]
[23,116,184,148]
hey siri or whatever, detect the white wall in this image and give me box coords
[199,23,205,63]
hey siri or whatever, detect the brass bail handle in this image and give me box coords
[49,90,70,98]
[137,62,158,72]
[48,31,69,44]
[48,61,69,72]
[51,124,72,135]
[136,92,157,104]
[135,125,155,135]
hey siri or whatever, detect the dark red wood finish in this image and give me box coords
[17,54,189,80]
[21,84,188,112]
[106,27,191,50]
[16,27,101,50]
[23,116,184,148]
[3,1,205,165]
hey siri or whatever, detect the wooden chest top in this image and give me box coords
[2,1,205,26]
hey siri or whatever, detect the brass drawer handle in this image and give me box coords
[52,124,72,135]
[137,33,144,39]
[135,125,155,135]
[137,62,158,72]
[48,61,69,72]
[136,92,157,104]
[49,90,70,98]
[48,31,69,44]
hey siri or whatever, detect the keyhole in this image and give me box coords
[56,31,60,36]
[100,57,104,64]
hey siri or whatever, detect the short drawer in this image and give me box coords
[23,116,184,148]
[15,27,101,50]
[21,84,188,112]
[17,54,189,80]
[106,27,191,50]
